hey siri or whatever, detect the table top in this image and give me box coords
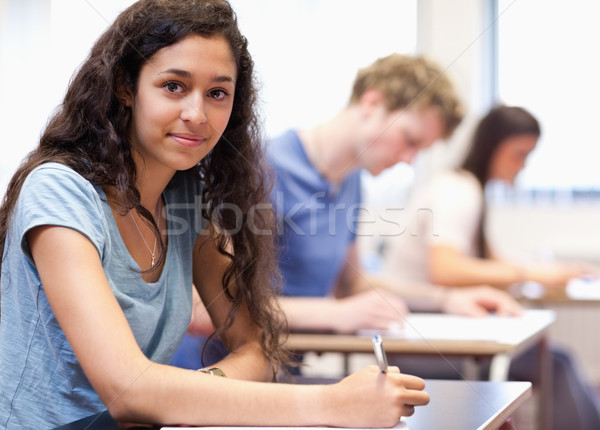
[406,379,531,430]
[53,379,531,430]
[514,279,600,304]
[286,309,555,357]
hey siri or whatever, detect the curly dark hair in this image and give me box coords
[0,0,289,372]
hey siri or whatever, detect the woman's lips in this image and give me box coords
[169,133,206,148]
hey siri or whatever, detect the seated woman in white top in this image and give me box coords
[384,105,596,291]
[382,105,600,430]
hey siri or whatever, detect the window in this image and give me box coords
[496,0,600,190]
[228,0,417,137]
[0,0,137,192]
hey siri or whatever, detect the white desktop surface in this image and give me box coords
[358,309,555,344]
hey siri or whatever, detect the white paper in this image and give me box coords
[358,309,555,344]
[566,277,600,299]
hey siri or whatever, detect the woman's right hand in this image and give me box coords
[321,365,429,428]
[526,262,600,289]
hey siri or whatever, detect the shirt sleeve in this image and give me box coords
[426,171,483,256]
[15,163,107,266]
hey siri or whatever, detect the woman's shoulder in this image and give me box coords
[20,162,102,210]
[26,162,93,189]
[13,162,109,261]
[429,169,481,194]
[432,168,477,185]
[412,169,482,209]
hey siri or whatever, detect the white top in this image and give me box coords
[382,169,483,284]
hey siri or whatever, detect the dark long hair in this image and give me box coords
[460,105,540,257]
[0,0,289,371]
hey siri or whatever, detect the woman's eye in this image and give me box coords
[209,89,228,100]
[164,81,184,93]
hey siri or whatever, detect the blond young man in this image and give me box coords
[268,54,521,335]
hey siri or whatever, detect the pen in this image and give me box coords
[372,334,389,373]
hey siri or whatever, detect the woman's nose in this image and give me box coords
[180,95,207,125]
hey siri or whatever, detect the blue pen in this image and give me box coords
[372,335,389,373]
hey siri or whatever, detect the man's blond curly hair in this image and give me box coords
[350,54,464,139]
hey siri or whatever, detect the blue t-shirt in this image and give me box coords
[268,130,362,297]
[0,163,202,428]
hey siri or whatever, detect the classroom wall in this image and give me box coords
[488,202,600,265]
[0,0,137,194]
[412,0,493,184]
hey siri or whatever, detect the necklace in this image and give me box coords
[129,211,157,267]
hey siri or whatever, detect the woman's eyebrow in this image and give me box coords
[161,68,234,83]
[161,68,192,78]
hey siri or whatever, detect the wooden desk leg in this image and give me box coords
[489,353,511,381]
[537,337,552,430]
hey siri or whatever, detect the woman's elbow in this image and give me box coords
[105,387,161,424]
[105,394,141,423]
[97,363,157,422]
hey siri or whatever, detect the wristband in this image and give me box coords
[198,367,227,377]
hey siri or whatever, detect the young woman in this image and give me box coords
[0,1,428,428]
[385,105,596,290]
[383,105,600,430]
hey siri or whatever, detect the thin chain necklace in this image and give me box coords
[129,211,157,267]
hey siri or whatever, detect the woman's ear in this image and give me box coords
[115,69,134,107]
[116,85,133,107]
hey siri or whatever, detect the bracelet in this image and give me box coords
[198,367,227,377]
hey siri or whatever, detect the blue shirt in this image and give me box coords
[268,130,362,297]
[0,163,202,428]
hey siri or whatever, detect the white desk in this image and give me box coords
[287,309,555,381]
[286,310,554,430]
